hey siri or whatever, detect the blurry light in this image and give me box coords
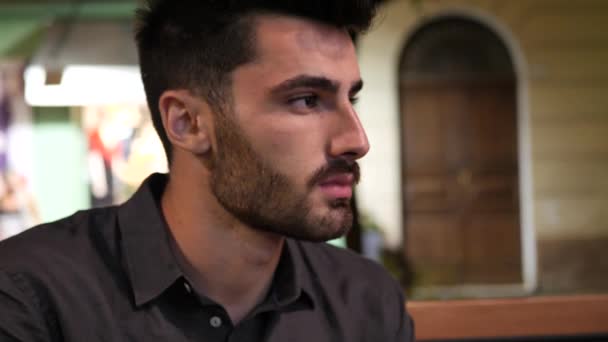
[24,20,143,107]
[24,64,146,106]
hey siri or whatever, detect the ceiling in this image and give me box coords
[0,0,135,3]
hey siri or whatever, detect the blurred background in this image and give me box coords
[0,0,607,304]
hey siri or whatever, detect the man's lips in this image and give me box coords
[317,174,355,199]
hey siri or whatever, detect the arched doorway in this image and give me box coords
[399,18,522,287]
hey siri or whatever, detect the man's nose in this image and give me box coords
[327,103,370,160]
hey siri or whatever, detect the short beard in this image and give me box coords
[209,110,356,242]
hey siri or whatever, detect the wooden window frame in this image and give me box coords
[408,295,608,340]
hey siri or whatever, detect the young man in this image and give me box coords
[0,1,414,341]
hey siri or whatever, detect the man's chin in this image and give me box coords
[328,197,351,209]
[229,199,354,242]
[274,214,352,242]
[302,211,353,242]
[290,227,350,243]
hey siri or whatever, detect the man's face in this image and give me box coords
[209,15,369,242]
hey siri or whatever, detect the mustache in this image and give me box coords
[307,160,361,189]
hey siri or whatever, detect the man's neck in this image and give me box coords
[161,174,284,324]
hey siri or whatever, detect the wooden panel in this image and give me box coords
[402,87,466,171]
[470,84,517,167]
[538,238,608,294]
[464,213,522,283]
[399,18,522,287]
[527,48,608,81]
[534,160,608,194]
[533,122,608,156]
[466,214,521,261]
[502,0,608,19]
[521,12,608,44]
[532,111,608,125]
[402,81,521,286]
[406,212,465,285]
[529,85,608,116]
[408,295,608,341]
[404,174,450,211]
[470,173,519,212]
[534,197,608,239]
[406,213,463,263]
[527,0,608,7]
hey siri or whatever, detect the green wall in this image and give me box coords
[32,107,89,223]
[0,2,135,222]
[0,2,136,58]
[0,19,43,57]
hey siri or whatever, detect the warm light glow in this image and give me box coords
[24,65,147,106]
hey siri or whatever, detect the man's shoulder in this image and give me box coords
[292,240,409,338]
[294,240,399,291]
[0,206,119,275]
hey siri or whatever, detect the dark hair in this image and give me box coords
[135,0,379,162]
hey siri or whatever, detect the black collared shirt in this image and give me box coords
[0,174,414,341]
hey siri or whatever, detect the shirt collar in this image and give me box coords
[118,173,183,307]
[118,173,315,309]
[273,239,315,309]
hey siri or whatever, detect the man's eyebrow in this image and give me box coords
[270,75,340,94]
[350,79,364,95]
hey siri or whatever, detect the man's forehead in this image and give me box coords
[231,13,361,93]
[253,14,354,59]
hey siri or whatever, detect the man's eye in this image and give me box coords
[349,96,359,105]
[288,95,319,110]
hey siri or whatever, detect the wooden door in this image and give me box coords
[402,78,521,286]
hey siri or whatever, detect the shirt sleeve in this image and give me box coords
[0,270,52,342]
[399,305,416,342]
[387,278,415,342]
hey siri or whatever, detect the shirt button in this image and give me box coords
[183,282,192,294]
[209,316,223,328]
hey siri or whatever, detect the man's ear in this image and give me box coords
[158,90,212,155]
